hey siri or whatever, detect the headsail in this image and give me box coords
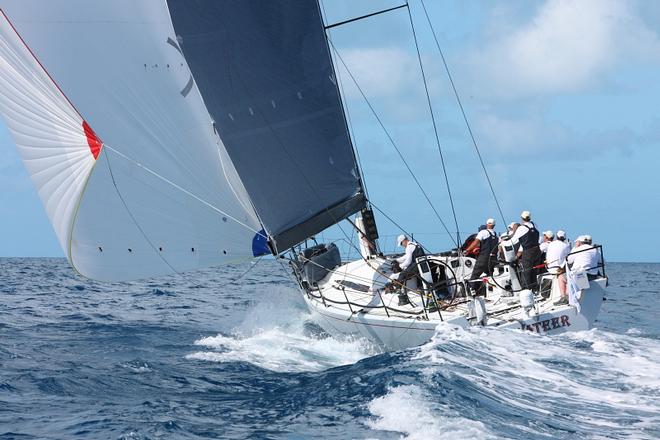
[167,0,366,254]
[0,1,262,280]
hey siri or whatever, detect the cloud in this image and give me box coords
[328,1,660,163]
[333,45,458,123]
[472,110,657,161]
[336,47,420,98]
[469,0,660,98]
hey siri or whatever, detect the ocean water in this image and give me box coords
[0,259,658,440]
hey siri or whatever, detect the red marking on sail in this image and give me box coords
[83,121,102,160]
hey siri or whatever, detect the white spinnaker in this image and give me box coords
[0,10,99,255]
[0,1,262,281]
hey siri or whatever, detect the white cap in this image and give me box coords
[543,230,554,238]
[520,210,531,220]
[486,218,496,225]
[396,234,407,246]
[508,222,518,230]
[576,235,586,242]
[556,230,566,239]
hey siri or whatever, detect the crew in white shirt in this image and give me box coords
[395,235,420,271]
[539,231,554,254]
[389,234,425,306]
[546,230,570,274]
[567,235,601,277]
[547,230,571,305]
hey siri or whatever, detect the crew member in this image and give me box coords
[539,231,554,255]
[391,234,425,305]
[505,222,521,248]
[512,211,543,290]
[461,226,485,258]
[465,218,499,296]
[546,230,571,305]
[567,235,602,279]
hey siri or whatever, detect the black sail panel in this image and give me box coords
[167,0,365,254]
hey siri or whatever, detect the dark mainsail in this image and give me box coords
[167,0,366,254]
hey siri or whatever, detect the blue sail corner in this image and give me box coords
[252,229,270,257]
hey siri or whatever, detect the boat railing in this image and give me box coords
[294,253,471,321]
[292,242,607,321]
[303,281,470,320]
[468,243,608,295]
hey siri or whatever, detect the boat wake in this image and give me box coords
[186,286,381,372]
[363,323,660,439]
[366,384,495,440]
[185,278,659,439]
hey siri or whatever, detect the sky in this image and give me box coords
[1,0,659,262]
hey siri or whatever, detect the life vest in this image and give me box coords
[411,241,425,260]
[461,234,479,257]
[518,222,540,250]
[479,230,498,258]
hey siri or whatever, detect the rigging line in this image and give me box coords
[103,150,188,281]
[405,0,461,247]
[225,256,263,286]
[321,0,370,202]
[324,4,408,30]
[327,38,458,248]
[102,144,264,237]
[319,2,377,260]
[334,46,370,202]
[419,0,507,227]
[368,201,435,254]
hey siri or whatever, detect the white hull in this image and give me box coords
[297,256,606,351]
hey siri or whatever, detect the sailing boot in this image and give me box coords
[398,293,410,306]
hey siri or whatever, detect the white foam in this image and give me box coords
[413,325,660,437]
[366,385,495,440]
[187,327,377,372]
[567,329,660,390]
[187,285,380,372]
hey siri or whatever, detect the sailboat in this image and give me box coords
[0,0,606,350]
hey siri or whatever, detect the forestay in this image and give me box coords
[167,0,366,254]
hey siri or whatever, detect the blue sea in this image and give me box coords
[1,259,658,439]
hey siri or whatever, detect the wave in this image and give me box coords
[366,385,496,440]
[186,285,381,372]
[403,323,660,439]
